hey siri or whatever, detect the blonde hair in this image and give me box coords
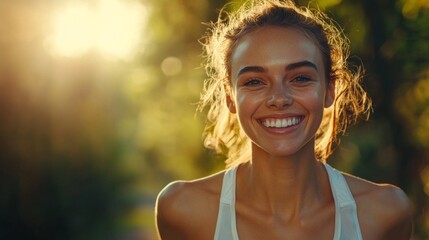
[198,0,372,168]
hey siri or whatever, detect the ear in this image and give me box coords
[226,94,237,114]
[324,79,335,108]
[224,83,237,114]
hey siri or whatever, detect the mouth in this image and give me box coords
[261,117,302,128]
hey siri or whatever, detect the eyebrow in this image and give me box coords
[286,60,318,71]
[236,66,266,78]
[236,60,318,78]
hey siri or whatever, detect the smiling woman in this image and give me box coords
[47,0,146,60]
[155,1,413,239]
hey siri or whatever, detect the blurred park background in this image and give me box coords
[0,0,428,239]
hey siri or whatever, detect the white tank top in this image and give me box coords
[213,164,363,240]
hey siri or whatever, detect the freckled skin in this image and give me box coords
[228,26,334,160]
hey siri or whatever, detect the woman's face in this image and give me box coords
[228,26,334,158]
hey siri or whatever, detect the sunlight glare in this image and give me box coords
[50,5,95,57]
[48,0,146,59]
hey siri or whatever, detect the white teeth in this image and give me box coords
[263,117,301,128]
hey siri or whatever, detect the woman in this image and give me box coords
[155,0,413,239]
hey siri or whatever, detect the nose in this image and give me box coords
[266,86,293,108]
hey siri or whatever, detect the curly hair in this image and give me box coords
[198,0,372,168]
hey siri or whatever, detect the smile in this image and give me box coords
[262,117,301,128]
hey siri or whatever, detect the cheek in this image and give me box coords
[236,94,253,119]
[235,92,264,130]
[295,89,325,114]
[235,91,261,111]
[311,91,325,107]
[314,92,326,111]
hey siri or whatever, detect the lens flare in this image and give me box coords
[47,0,146,60]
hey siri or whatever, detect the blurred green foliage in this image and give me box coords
[0,0,428,239]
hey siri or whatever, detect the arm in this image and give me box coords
[380,186,413,240]
[155,181,189,240]
[346,174,413,240]
[154,173,222,240]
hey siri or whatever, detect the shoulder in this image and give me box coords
[155,171,225,240]
[343,173,413,239]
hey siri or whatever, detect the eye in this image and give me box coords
[292,75,313,83]
[243,78,264,86]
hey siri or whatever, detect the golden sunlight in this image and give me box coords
[47,0,146,59]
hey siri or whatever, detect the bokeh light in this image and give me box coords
[161,56,183,76]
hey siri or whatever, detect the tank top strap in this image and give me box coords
[324,164,363,240]
[219,166,237,204]
[214,166,239,240]
[324,164,355,206]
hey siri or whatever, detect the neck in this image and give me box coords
[236,146,331,221]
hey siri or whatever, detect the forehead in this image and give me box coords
[230,26,324,76]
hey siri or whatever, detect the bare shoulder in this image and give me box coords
[343,173,413,239]
[155,171,225,240]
